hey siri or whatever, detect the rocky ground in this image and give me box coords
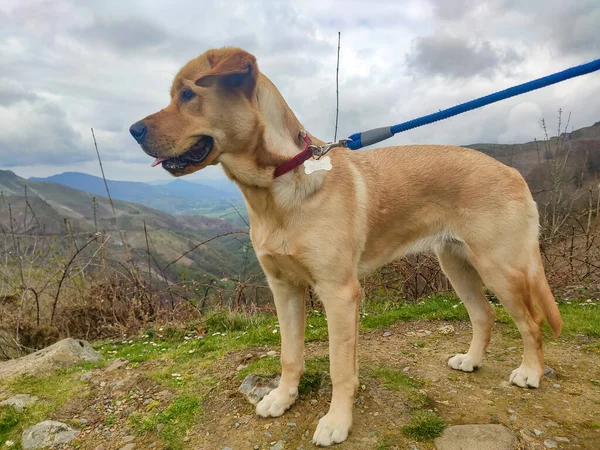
[0,299,599,449]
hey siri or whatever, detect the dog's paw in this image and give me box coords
[256,386,298,418]
[448,353,479,372]
[312,410,352,447]
[509,364,542,388]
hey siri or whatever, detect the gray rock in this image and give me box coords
[544,366,558,378]
[545,420,559,428]
[80,371,93,382]
[120,445,136,450]
[382,331,392,337]
[105,358,129,372]
[21,420,80,449]
[543,439,558,448]
[122,435,136,442]
[435,424,517,450]
[239,374,280,405]
[267,351,277,357]
[0,338,103,380]
[438,325,455,335]
[534,429,543,436]
[554,437,570,443]
[0,394,39,413]
[270,441,284,450]
[222,447,233,450]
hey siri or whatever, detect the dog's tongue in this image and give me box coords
[151,158,166,167]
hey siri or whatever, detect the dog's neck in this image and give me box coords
[220,75,327,212]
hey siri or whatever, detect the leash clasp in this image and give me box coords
[312,139,351,159]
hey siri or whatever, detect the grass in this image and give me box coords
[129,395,201,450]
[369,366,429,410]
[0,406,20,443]
[402,410,446,440]
[0,295,596,447]
[236,356,329,395]
[0,364,95,446]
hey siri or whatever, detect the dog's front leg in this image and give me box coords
[256,276,306,417]
[312,278,360,446]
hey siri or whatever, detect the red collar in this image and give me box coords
[273,133,314,178]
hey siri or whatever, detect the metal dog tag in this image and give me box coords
[304,156,332,174]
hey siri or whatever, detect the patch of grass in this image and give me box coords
[369,366,429,409]
[585,421,600,429]
[402,410,446,441]
[236,356,329,395]
[0,405,21,442]
[0,366,92,445]
[129,395,201,450]
[557,303,600,337]
[237,357,281,379]
[299,357,329,394]
[360,295,469,329]
[370,367,421,391]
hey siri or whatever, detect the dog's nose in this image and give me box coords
[129,121,147,143]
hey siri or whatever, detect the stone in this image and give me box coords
[543,440,558,448]
[545,420,559,428]
[534,429,543,436]
[270,441,284,450]
[105,358,129,372]
[21,420,80,449]
[122,435,136,442]
[0,339,103,379]
[554,437,570,443]
[382,331,392,337]
[80,371,93,382]
[222,448,233,450]
[239,374,280,405]
[544,366,558,378]
[0,394,39,413]
[434,424,517,450]
[267,351,277,357]
[94,446,106,450]
[120,445,136,450]
[438,325,455,335]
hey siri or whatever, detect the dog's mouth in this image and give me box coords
[151,136,214,173]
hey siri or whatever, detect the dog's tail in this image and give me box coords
[529,267,563,338]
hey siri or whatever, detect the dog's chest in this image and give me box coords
[251,222,312,283]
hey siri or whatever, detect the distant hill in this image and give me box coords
[29,172,246,221]
[465,121,600,191]
[149,178,242,196]
[0,170,259,281]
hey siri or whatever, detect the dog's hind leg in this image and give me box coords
[436,244,495,372]
[472,242,561,388]
[256,277,306,417]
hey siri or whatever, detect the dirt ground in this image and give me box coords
[191,321,600,450]
[37,320,600,450]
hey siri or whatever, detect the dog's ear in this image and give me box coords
[195,49,258,98]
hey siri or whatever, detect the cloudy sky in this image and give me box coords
[1,0,599,182]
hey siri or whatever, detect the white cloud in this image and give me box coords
[0,0,598,180]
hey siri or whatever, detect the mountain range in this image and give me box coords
[0,170,259,281]
[29,172,246,222]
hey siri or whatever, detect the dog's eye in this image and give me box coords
[180,89,195,102]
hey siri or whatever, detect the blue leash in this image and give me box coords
[343,58,600,151]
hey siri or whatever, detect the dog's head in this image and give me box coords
[129,47,260,176]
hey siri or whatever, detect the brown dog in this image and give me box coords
[130,47,562,446]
